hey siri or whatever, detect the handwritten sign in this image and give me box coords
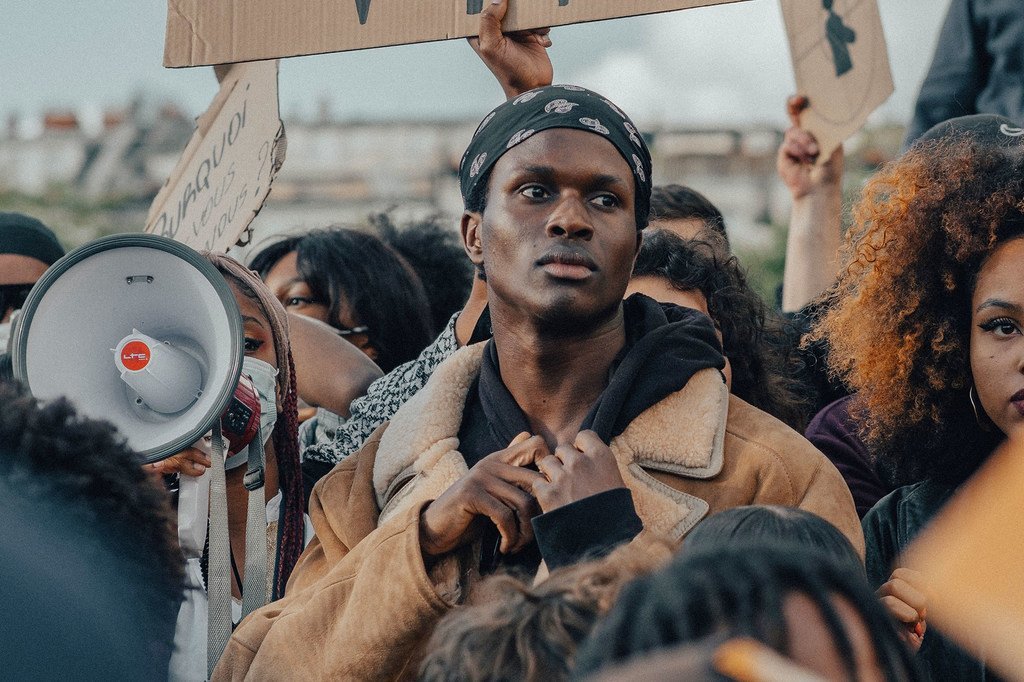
[780,0,893,163]
[164,0,750,68]
[145,61,285,253]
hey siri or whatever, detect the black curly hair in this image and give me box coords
[0,380,183,671]
[633,229,810,430]
[574,544,921,681]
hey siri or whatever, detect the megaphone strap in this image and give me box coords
[240,434,269,621]
[207,424,232,676]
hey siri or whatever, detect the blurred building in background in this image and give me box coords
[0,99,903,255]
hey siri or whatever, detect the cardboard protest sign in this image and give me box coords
[780,0,893,163]
[164,0,750,68]
[904,438,1024,681]
[146,60,285,253]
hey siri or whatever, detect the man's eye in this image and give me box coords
[244,337,264,353]
[591,193,620,208]
[520,185,549,199]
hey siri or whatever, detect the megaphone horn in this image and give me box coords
[11,234,244,464]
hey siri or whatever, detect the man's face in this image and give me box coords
[0,254,49,322]
[462,128,639,333]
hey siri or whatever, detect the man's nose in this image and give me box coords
[545,195,593,240]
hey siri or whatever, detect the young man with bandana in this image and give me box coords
[214,86,861,680]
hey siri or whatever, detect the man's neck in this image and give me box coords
[490,305,626,448]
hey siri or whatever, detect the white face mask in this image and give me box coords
[223,357,279,470]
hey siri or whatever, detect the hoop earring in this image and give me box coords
[969,385,991,431]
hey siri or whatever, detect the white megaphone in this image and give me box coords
[11,233,243,464]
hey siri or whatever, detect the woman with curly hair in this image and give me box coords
[811,114,1024,680]
[628,228,810,431]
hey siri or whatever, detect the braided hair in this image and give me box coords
[203,253,305,599]
[574,544,920,681]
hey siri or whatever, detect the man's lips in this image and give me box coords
[537,250,597,281]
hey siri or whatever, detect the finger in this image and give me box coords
[553,443,580,465]
[475,493,520,554]
[490,462,548,491]
[478,0,508,49]
[467,36,482,54]
[495,434,551,467]
[573,429,606,454]
[185,448,213,468]
[508,431,532,447]
[487,479,539,551]
[879,595,921,624]
[786,94,810,127]
[536,454,564,481]
[881,577,928,615]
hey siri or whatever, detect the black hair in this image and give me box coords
[632,229,810,430]
[370,213,474,336]
[249,228,434,373]
[683,505,862,572]
[574,544,920,681]
[0,381,183,674]
[249,235,302,280]
[650,185,730,246]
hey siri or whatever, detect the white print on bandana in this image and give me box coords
[507,129,536,148]
[559,85,586,92]
[623,121,643,148]
[544,99,578,114]
[469,152,488,178]
[601,99,627,119]
[1000,123,1024,137]
[579,118,610,135]
[632,154,646,182]
[513,91,541,105]
[475,112,497,136]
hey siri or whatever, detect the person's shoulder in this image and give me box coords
[725,394,821,461]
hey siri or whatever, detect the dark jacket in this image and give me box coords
[905,0,1024,147]
[864,481,1003,681]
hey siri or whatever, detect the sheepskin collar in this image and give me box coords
[373,342,729,541]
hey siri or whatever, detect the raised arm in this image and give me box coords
[468,0,553,100]
[779,96,844,314]
[287,312,382,418]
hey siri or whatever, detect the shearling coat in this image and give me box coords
[213,343,863,681]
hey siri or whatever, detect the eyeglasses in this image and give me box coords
[336,325,370,338]
[0,283,33,316]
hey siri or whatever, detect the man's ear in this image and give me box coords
[631,229,644,270]
[461,211,485,268]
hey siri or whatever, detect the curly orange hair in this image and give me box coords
[812,137,1024,483]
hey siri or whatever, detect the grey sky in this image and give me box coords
[2,0,950,127]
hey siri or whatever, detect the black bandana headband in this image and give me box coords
[459,85,654,230]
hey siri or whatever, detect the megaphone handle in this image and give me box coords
[207,423,232,677]
[240,433,268,620]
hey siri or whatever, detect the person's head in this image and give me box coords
[683,505,862,571]
[418,536,673,682]
[370,213,474,336]
[252,227,433,372]
[0,212,65,323]
[628,229,809,429]
[813,116,1024,484]
[459,86,653,337]
[649,184,730,248]
[575,544,920,681]
[204,253,304,597]
[0,381,183,677]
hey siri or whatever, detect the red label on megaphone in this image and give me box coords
[120,340,151,371]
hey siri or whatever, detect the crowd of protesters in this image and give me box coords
[2,0,1023,680]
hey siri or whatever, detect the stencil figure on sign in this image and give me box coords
[356,0,371,24]
[823,0,856,77]
[468,0,483,14]
[560,0,570,5]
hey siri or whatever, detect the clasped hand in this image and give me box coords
[419,430,626,558]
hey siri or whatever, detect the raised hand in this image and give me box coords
[777,95,844,201]
[468,0,554,99]
[533,430,626,513]
[419,433,549,557]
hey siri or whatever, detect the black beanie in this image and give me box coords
[0,213,65,266]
